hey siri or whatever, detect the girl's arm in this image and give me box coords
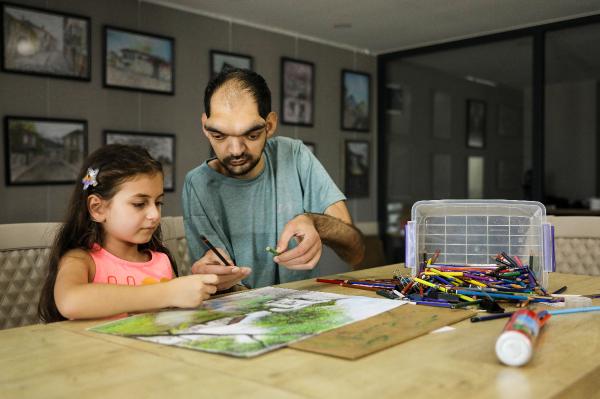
[54,249,219,320]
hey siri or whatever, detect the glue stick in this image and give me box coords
[495,309,551,367]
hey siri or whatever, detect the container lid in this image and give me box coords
[495,330,532,367]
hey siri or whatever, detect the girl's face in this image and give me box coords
[99,173,164,247]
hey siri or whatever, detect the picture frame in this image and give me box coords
[210,50,253,78]
[104,130,176,192]
[1,2,91,80]
[4,116,87,185]
[104,26,175,95]
[280,57,314,126]
[303,141,316,156]
[466,99,486,148]
[345,140,369,198]
[341,70,371,132]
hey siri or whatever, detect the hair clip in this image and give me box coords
[82,168,99,190]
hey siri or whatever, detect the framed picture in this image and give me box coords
[385,84,404,116]
[4,116,87,185]
[104,26,175,95]
[210,50,253,78]
[1,3,90,80]
[303,141,316,156]
[341,70,371,132]
[466,99,486,148]
[345,140,369,198]
[281,57,314,126]
[104,130,176,192]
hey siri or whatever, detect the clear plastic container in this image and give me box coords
[405,200,555,288]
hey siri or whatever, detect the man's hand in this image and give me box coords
[274,214,322,270]
[191,248,251,291]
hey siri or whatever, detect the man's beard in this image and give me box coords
[220,153,262,177]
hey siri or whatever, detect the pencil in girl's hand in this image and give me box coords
[200,235,232,266]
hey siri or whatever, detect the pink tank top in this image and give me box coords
[90,244,174,286]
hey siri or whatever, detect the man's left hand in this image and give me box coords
[274,214,322,270]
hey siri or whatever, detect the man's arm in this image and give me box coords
[274,201,365,269]
[306,201,365,266]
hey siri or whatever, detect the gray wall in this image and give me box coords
[0,0,378,232]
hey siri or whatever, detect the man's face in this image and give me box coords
[202,87,276,179]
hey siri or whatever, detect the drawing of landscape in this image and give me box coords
[89,287,401,357]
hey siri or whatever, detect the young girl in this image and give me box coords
[38,144,218,323]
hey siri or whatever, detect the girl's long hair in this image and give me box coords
[38,144,178,323]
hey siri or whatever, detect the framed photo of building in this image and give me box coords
[341,70,370,132]
[466,99,486,148]
[210,50,253,78]
[104,130,176,191]
[1,3,90,80]
[345,140,369,198]
[4,116,87,185]
[281,57,314,126]
[104,26,175,95]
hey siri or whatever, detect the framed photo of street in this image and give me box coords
[281,57,314,126]
[1,3,90,80]
[345,140,370,198]
[466,99,486,148]
[210,50,253,77]
[341,70,371,132]
[104,130,176,191]
[104,26,175,95]
[4,116,87,185]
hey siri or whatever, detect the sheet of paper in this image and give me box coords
[89,287,403,358]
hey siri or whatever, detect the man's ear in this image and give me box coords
[87,194,106,223]
[265,112,278,138]
[201,113,211,140]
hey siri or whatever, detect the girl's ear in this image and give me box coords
[87,194,106,223]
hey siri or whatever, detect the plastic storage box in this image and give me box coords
[405,200,555,288]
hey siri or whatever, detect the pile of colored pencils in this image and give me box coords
[316,252,561,310]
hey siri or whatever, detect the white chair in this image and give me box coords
[547,216,600,275]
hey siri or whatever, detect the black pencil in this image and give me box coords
[200,235,233,266]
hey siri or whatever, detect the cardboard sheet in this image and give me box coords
[290,304,476,359]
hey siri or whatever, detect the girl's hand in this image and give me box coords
[166,274,219,308]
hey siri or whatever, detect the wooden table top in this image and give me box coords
[2,265,600,399]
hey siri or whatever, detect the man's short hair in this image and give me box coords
[204,68,271,119]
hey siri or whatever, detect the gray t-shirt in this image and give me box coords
[182,136,346,288]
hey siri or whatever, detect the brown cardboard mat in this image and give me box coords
[289,304,476,359]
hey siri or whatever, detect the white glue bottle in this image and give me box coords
[495,309,551,367]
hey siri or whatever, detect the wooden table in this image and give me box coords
[2,266,600,399]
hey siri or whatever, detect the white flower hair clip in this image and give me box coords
[82,168,99,190]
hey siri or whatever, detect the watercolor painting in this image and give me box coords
[89,287,401,357]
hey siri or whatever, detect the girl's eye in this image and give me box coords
[133,203,145,208]
[156,201,164,207]
[212,134,225,141]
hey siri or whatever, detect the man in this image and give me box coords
[182,68,364,291]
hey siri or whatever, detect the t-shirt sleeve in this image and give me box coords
[296,141,346,214]
[182,172,228,263]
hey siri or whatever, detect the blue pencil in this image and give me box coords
[548,306,600,316]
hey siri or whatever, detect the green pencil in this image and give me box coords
[265,246,280,256]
